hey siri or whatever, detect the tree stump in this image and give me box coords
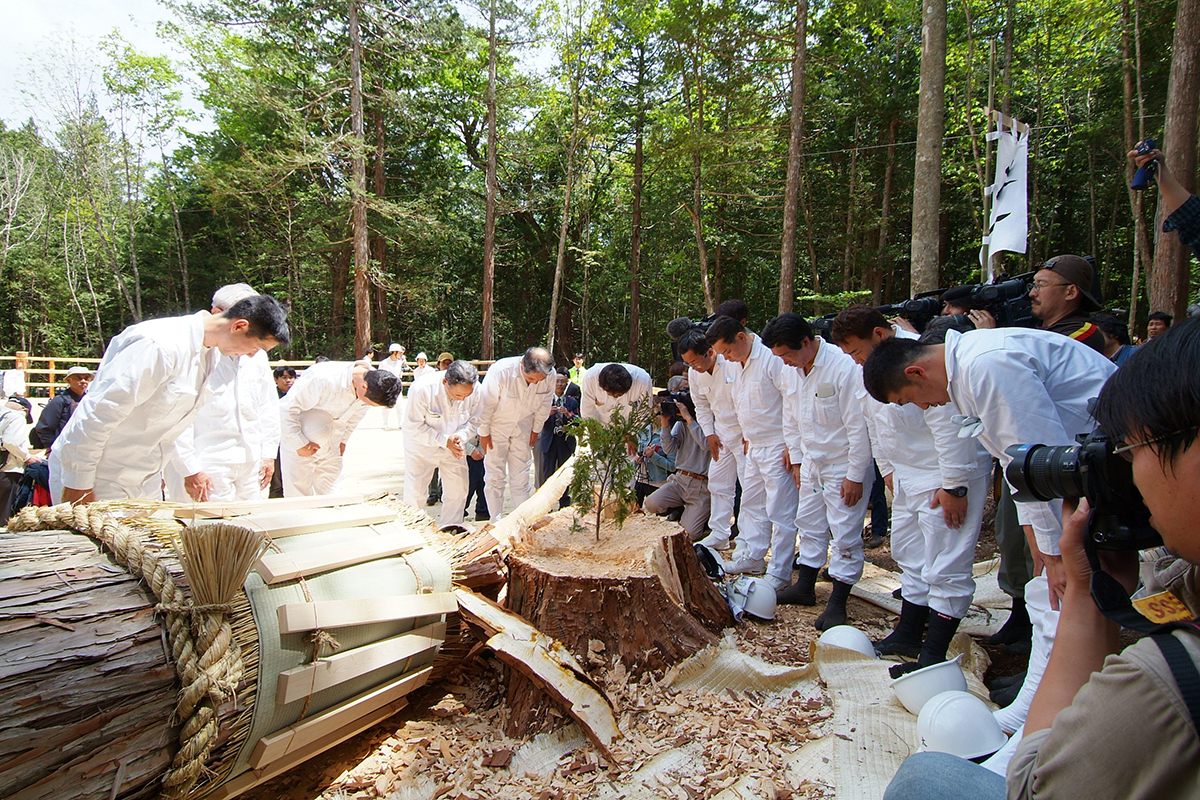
[500,510,734,736]
[0,528,178,800]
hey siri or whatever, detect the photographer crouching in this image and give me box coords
[884,320,1200,799]
[643,388,712,541]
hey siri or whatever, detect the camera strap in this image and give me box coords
[1088,561,1163,634]
[1151,623,1200,737]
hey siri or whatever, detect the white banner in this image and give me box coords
[979,124,1029,280]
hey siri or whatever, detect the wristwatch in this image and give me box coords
[943,486,969,498]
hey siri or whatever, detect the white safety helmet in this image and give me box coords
[389,343,403,352]
[725,575,776,621]
[891,654,968,715]
[817,625,878,658]
[917,690,1008,760]
[298,409,335,451]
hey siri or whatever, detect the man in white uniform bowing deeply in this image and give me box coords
[477,347,555,520]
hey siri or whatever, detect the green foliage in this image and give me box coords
[566,398,654,541]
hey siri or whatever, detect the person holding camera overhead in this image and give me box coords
[885,321,1200,800]
[643,382,711,541]
[863,326,1115,736]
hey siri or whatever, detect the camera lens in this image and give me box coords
[1005,443,1087,502]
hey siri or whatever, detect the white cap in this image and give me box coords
[389,343,402,352]
[917,691,1007,759]
[65,366,95,378]
[212,283,257,311]
[416,352,428,361]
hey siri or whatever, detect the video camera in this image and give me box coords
[1004,426,1161,552]
[875,293,944,333]
[961,271,1038,328]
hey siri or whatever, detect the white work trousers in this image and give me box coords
[736,443,798,584]
[795,463,870,584]
[380,404,403,431]
[993,575,1059,734]
[50,471,161,504]
[165,461,261,504]
[889,473,988,619]
[707,443,747,539]
[404,446,470,528]
[280,447,345,497]
[483,429,533,521]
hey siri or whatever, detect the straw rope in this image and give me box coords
[7,503,263,800]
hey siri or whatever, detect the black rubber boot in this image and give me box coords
[983,596,1032,646]
[777,564,819,605]
[874,600,930,657]
[990,681,1022,707]
[889,612,961,678]
[988,670,1027,691]
[814,580,853,630]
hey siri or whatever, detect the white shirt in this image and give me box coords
[0,406,31,474]
[728,336,792,449]
[476,356,555,438]
[783,337,872,483]
[688,354,743,445]
[379,355,407,378]
[404,376,483,453]
[51,312,219,492]
[860,327,991,495]
[942,328,1117,554]
[279,362,370,453]
[579,362,653,425]
[171,350,280,475]
[411,364,434,383]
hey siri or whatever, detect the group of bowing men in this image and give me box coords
[46,278,1117,743]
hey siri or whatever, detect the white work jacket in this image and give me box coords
[51,312,219,492]
[579,363,653,425]
[689,354,743,446]
[170,350,280,475]
[942,328,1117,554]
[0,406,31,474]
[410,364,435,383]
[476,356,554,439]
[279,362,370,453]
[729,336,792,449]
[782,337,872,483]
[379,356,407,378]
[404,376,483,454]
[860,328,990,496]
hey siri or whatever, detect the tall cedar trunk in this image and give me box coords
[682,38,714,315]
[482,0,498,360]
[873,117,898,305]
[629,45,645,363]
[910,0,947,294]
[330,248,350,343]
[372,106,388,340]
[159,153,189,312]
[778,0,807,313]
[0,529,177,800]
[1149,0,1200,319]
[548,65,581,356]
[119,126,143,320]
[349,0,371,358]
[842,117,860,292]
[1002,0,1014,116]
[1123,0,1152,335]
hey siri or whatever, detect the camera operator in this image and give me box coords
[1130,140,1200,262]
[831,306,992,673]
[1027,255,1106,352]
[884,322,1200,800]
[643,388,712,541]
[678,327,757,551]
[864,327,1115,732]
[939,285,997,329]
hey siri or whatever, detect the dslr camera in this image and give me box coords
[1004,427,1161,552]
[656,389,695,422]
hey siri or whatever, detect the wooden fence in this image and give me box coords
[0,353,495,398]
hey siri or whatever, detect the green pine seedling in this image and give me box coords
[566,399,654,541]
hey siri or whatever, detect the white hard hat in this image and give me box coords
[298,409,335,450]
[817,625,878,658]
[891,654,968,715]
[917,690,1008,759]
[389,343,402,352]
[739,576,777,621]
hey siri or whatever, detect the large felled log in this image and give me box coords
[500,509,734,736]
[0,529,177,800]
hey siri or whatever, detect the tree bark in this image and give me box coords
[548,61,581,356]
[842,117,860,292]
[910,0,947,294]
[349,0,371,358]
[482,0,498,360]
[873,117,898,305]
[779,0,808,313]
[629,44,645,363]
[372,105,388,340]
[1149,0,1200,319]
[0,529,177,800]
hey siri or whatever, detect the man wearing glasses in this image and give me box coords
[1028,254,1106,353]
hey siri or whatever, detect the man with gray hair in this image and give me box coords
[477,347,555,520]
[165,283,283,502]
[404,360,484,528]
